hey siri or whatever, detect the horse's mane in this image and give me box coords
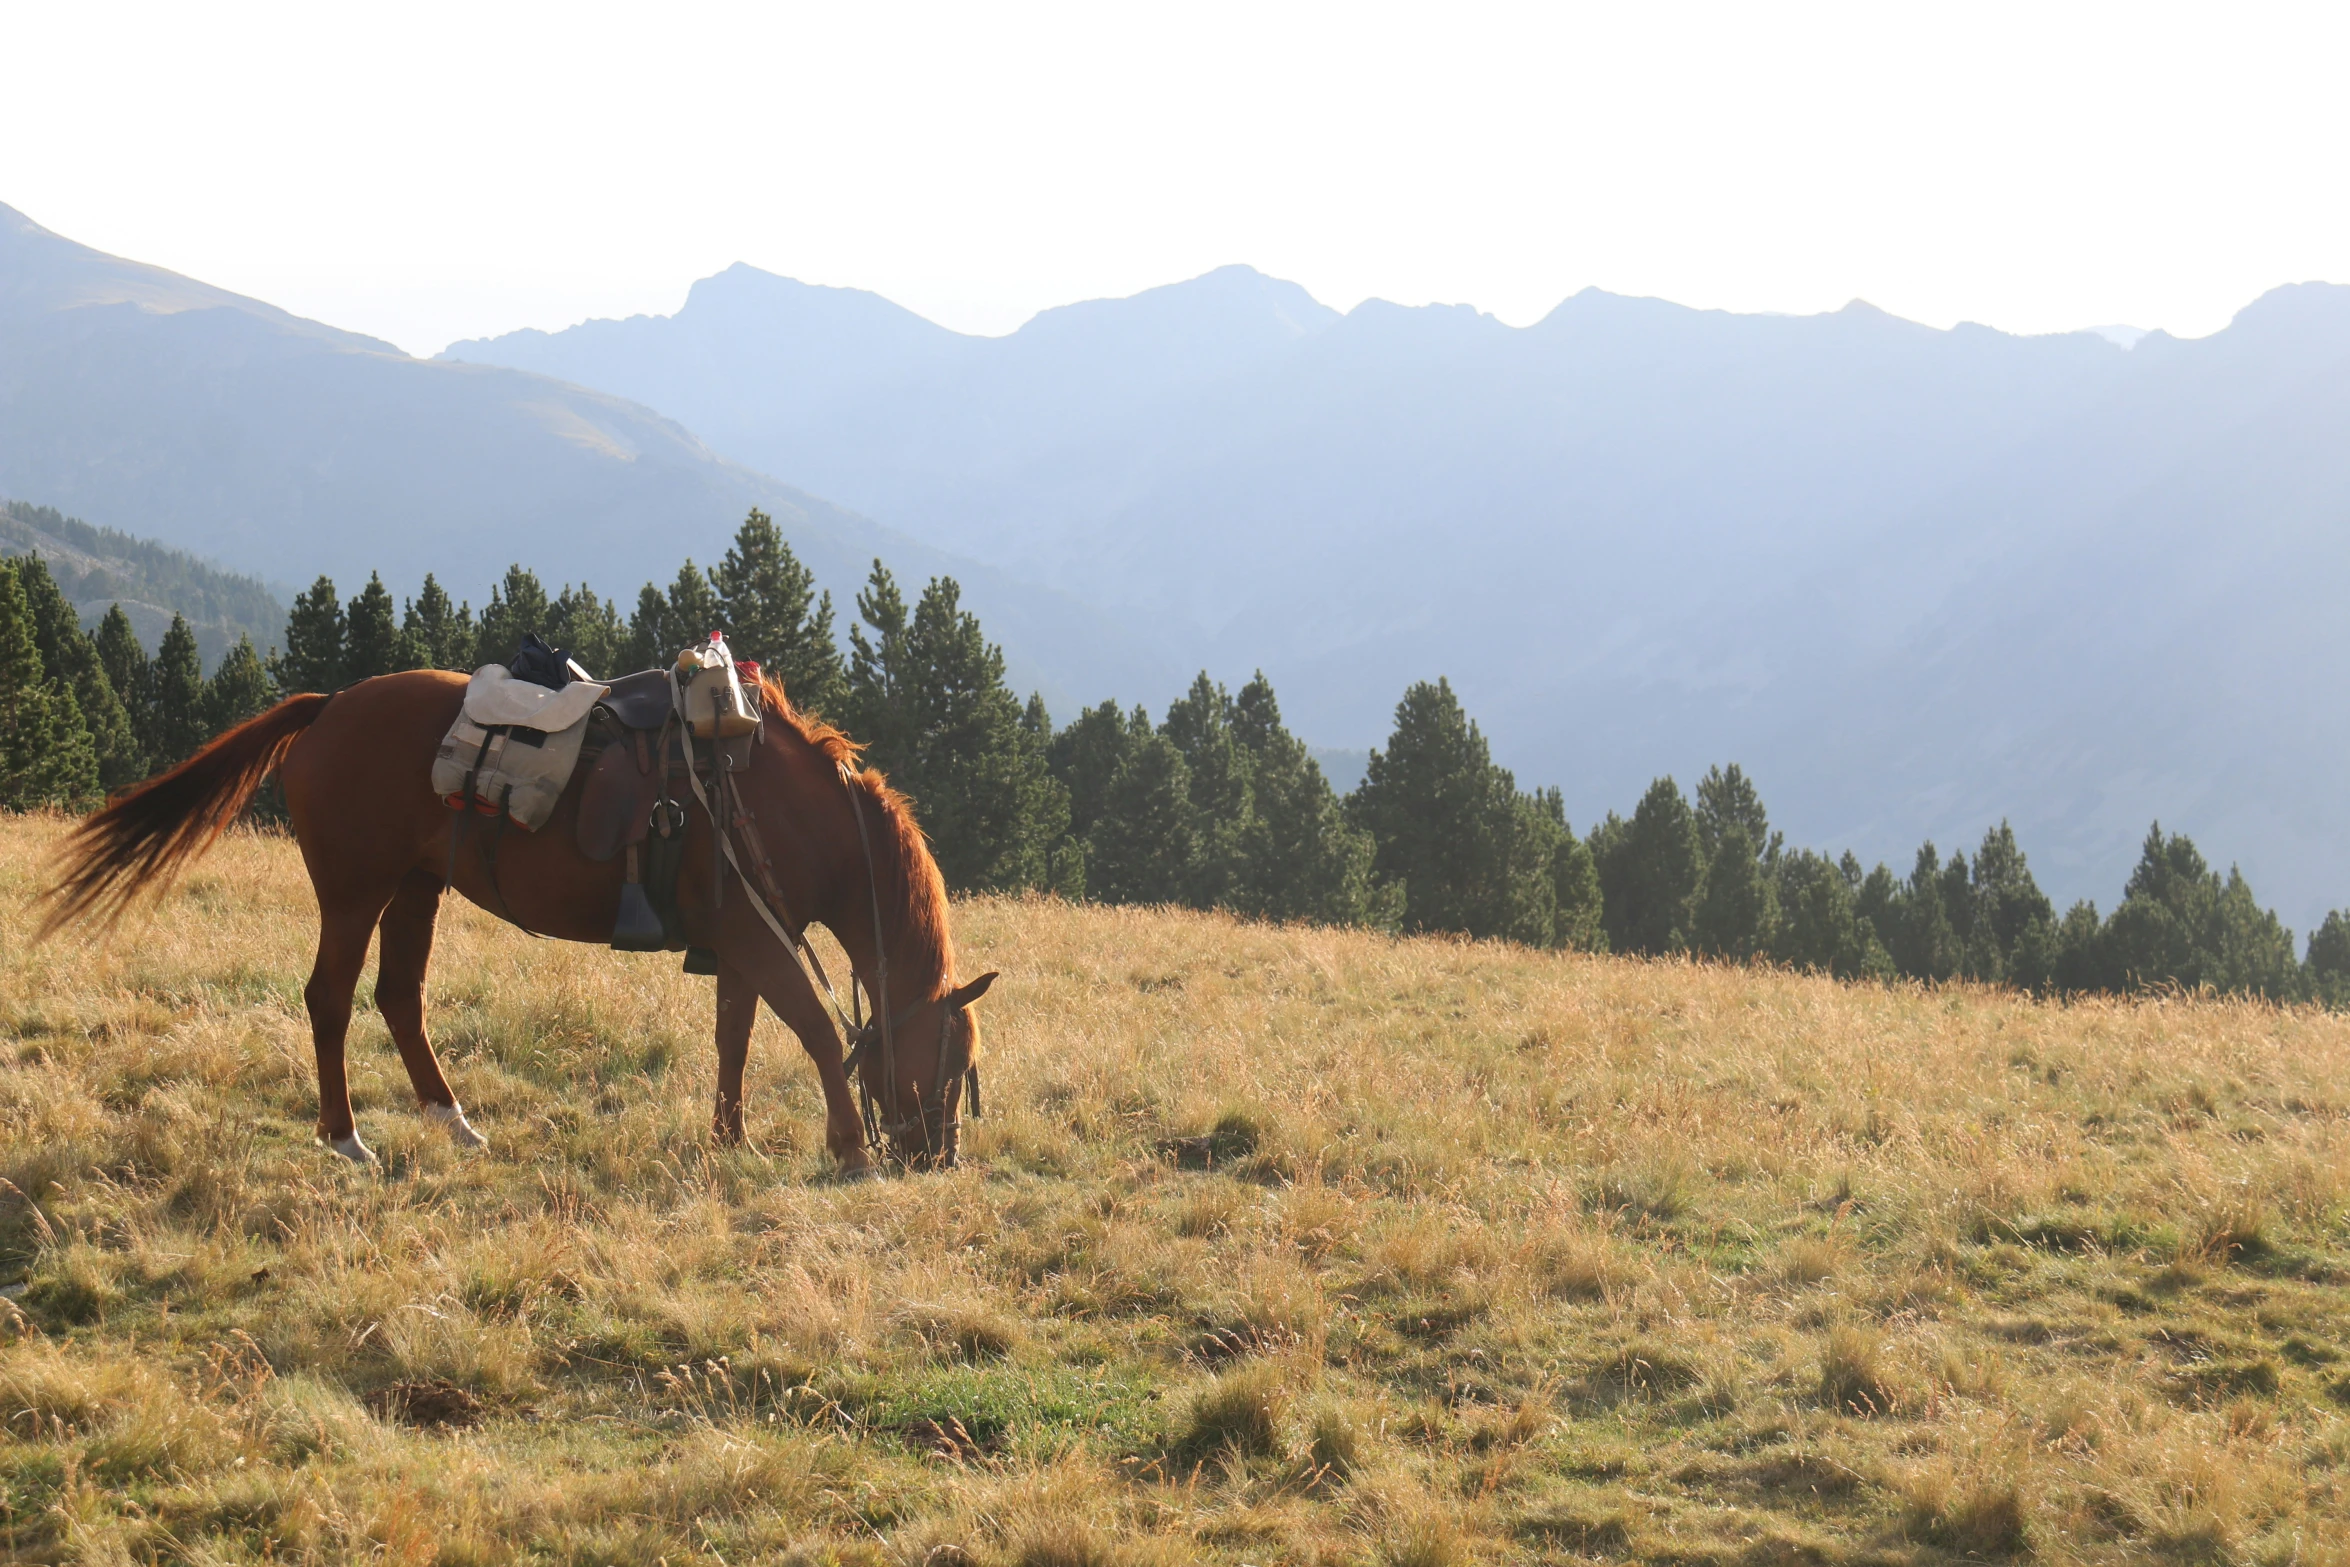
[756,675,955,998]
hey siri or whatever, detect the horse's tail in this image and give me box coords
[37,693,333,938]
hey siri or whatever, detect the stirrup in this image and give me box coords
[611,881,665,951]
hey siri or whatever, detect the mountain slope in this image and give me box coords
[0,203,1178,709]
[0,499,284,669]
[450,265,2350,929]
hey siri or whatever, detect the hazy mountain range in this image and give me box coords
[0,202,1172,708]
[450,264,2350,931]
[5,195,2345,929]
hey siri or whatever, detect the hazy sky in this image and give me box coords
[5,1,2346,357]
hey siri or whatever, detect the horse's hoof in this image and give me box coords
[424,1103,489,1151]
[319,1132,377,1167]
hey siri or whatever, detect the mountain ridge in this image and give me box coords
[0,200,1183,714]
[444,258,2350,931]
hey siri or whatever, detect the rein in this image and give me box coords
[667,669,974,1167]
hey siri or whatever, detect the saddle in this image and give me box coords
[573,664,763,962]
[596,668,675,731]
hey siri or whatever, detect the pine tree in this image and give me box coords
[472,565,551,668]
[1694,764,1779,864]
[2101,824,2211,991]
[622,582,672,674]
[343,572,402,680]
[2306,912,2350,1009]
[2094,826,2299,1001]
[1088,731,1197,905]
[1227,673,1395,928]
[1161,672,1252,907]
[843,565,1070,893]
[93,604,152,781]
[2050,900,2108,994]
[94,606,148,713]
[1969,822,2054,981]
[43,679,99,804]
[1884,843,1960,981]
[1593,777,1705,955]
[1688,764,1778,959]
[203,635,277,736]
[1537,788,1605,951]
[1690,822,1778,960]
[149,614,209,767]
[400,575,473,671]
[711,509,847,716]
[1771,851,1842,973]
[550,584,625,678]
[1349,678,1553,943]
[664,561,722,655]
[2209,866,2300,1000]
[1022,693,1088,898]
[1048,701,1140,843]
[0,560,97,808]
[13,553,141,789]
[271,576,346,693]
[845,562,913,755]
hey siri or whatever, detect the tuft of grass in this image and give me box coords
[898,1300,1024,1363]
[1591,1152,1692,1221]
[1899,1463,2031,1556]
[1580,1340,1703,1403]
[1179,1362,1289,1459]
[1303,1396,1364,1480]
[1818,1325,1896,1416]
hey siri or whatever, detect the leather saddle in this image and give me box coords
[597,668,675,731]
[572,670,685,956]
[571,667,759,966]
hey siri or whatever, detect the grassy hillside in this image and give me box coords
[3,813,2349,1563]
[1,500,286,672]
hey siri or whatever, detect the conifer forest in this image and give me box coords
[3,508,2343,1008]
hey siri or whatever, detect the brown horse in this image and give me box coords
[38,669,994,1174]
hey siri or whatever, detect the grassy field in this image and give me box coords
[4,814,2350,1564]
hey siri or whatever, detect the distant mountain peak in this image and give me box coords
[2225,279,2350,337]
[1012,264,1341,345]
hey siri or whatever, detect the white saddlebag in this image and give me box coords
[430,665,611,831]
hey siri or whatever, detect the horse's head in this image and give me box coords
[848,970,997,1169]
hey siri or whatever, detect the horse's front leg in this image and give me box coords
[711,942,872,1174]
[713,960,755,1145]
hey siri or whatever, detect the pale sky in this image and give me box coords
[4,1,2346,357]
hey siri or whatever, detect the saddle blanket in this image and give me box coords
[430,665,614,831]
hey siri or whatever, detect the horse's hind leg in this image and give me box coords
[378,867,486,1149]
[307,895,394,1164]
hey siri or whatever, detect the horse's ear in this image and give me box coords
[946,972,999,1010]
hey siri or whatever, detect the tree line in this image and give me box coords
[5,508,2345,1006]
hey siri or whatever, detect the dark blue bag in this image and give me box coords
[508,632,579,689]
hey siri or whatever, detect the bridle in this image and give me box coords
[843,989,980,1168]
[669,667,980,1169]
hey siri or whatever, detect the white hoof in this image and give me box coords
[423,1103,488,1150]
[321,1132,377,1166]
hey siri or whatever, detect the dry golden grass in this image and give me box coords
[5,812,2350,1563]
